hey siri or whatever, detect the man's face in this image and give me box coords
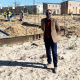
[46,10,52,18]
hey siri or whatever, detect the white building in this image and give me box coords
[43,3,61,14]
[24,4,43,14]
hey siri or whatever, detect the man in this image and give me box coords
[27,10,28,17]
[3,11,6,19]
[20,10,24,21]
[41,9,60,73]
[10,12,13,21]
[6,9,11,21]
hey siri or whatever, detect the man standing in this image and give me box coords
[41,9,60,73]
[27,10,28,17]
[20,10,24,21]
[7,9,11,21]
[3,11,6,19]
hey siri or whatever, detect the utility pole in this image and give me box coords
[14,0,17,7]
[62,0,66,36]
[14,0,17,13]
[0,2,1,13]
[33,0,36,39]
[33,0,35,6]
[14,0,20,13]
[0,2,2,25]
[33,0,35,14]
[37,2,40,26]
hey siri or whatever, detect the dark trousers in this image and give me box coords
[44,37,58,67]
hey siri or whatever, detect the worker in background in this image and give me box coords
[10,12,13,21]
[7,9,11,21]
[7,11,12,21]
[7,9,9,20]
[3,11,6,19]
[27,10,28,17]
[20,10,24,21]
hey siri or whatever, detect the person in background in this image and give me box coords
[7,9,11,21]
[27,10,28,17]
[41,9,60,73]
[10,12,13,21]
[3,11,6,19]
[20,10,24,21]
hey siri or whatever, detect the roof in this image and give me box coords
[61,0,80,3]
[43,2,60,5]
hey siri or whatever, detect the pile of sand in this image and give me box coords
[0,15,80,37]
[4,24,27,36]
[4,24,43,36]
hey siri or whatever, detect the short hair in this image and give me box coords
[46,9,52,13]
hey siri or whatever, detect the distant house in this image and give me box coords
[61,1,80,14]
[36,4,43,14]
[43,3,61,14]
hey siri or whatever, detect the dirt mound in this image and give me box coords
[4,24,43,37]
[4,24,27,36]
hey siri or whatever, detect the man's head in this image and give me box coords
[46,9,52,19]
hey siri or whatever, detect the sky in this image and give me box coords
[0,0,80,7]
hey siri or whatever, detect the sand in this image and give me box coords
[0,36,80,80]
[0,14,80,37]
[0,14,80,80]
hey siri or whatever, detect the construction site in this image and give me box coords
[0,0,80,80]
[0,13,80,46]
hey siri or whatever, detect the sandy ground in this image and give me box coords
[0,14,80,37]
[0,36,80,80]
[0,14,80,80]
